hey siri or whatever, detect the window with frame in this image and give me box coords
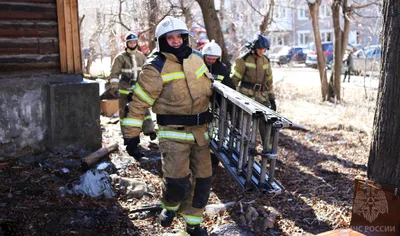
[275,6,288,19]
[298,5,309,20]
[320,4,330,18]
[270,35,285,46]
[321,31,333,42]
[298,31,310,45]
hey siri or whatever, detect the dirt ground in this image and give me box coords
[0,73,378,236]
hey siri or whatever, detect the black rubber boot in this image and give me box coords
[186,224,208,236]
[159,209,176,227]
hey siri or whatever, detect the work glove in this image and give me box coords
[269,99,277,111]
[124,137,144,161]
[109,78,120,98]
[110,78,119,89]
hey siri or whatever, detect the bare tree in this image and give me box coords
[108,21,119,62]
[147,0,158,50]
[196,0,230,68]
[367,0,400,186]
[307,0,328,100]
[86,10,105,75]
[246,0,276,34]
[328,0,379,102]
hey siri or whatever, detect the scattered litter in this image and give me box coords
[205,202,235,216]
[337,140,348,145]
[39,161,51,170]
[59,170,114,198]
[97,162,110,170]
[110,174,147,199]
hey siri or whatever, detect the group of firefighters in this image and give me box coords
[108,16,276,236]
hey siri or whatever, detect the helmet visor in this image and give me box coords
[161,30,189,38]
[205,55,219,60]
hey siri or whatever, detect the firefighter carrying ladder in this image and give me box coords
[210,82,292,194]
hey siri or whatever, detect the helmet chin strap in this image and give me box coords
[126,44,138,51]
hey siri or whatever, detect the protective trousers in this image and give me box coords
[158,125,212,225]
[119,82,155,135]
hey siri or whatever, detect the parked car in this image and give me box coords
[305,42,334,68]
[268,46,284,62]
[352,45,381,75]
[269,46,309,65]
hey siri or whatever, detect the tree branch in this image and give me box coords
[137,9,174,36]
[351,0,380,10]
[118,0,130,31]
[245,0,266,17]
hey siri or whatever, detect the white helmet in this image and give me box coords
[202,39,222,58]
[155,16,189,50]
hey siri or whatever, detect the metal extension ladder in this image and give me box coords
[210,82,292,194]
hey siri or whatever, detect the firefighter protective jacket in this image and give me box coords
[231,52,275,100]
[206,60,235,90]
[109,49,147,88]
[122,50,213,138]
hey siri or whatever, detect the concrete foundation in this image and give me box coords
[0,74,101,160]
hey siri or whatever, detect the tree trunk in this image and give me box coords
[328,0,342,101]
[196,0,231,69]
[219,0,225,28]
[328,0,351,102]
[229,0,239,61]
[108,22,118,65]
[86,10,103,75]
[181,0,192,31]
[367,0,400,186]
[147,0,157,51]
[308,1,328,101]
[259,0,275,34]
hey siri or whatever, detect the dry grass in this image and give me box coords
[258,71,380,234]
[276,74,377,135]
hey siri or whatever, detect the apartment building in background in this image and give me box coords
[267,0,381,49]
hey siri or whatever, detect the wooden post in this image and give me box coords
[56,0,82,74]
[70,0,82,74]
[56,0,67,72]
[81,143,119,170]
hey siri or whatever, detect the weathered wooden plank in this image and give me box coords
[0,0,56,3]
[70,0,81,74]
[0,37,59,55]
[63,0,74,73]
[0,20,58,37]
[0,68,60,78]
[0,2,57,20]
[56,0,67,72]
[0,54,59,71]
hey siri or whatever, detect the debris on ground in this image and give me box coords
[0,79,374,235]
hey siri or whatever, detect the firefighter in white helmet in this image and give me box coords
[122,17,213,236]
[108,32,157,160]
[201,39,235,89]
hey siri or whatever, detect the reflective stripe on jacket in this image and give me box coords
[109,50,147,86]
[122,50,213,138]
[231,52,275,100]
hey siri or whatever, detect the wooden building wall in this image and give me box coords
[0,0,82,78]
